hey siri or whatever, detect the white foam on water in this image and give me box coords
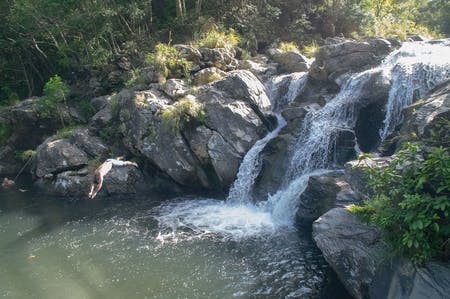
[155,199,279,242]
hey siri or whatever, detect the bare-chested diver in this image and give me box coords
[88,157,138,199]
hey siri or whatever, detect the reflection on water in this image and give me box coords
[0,192,340,299]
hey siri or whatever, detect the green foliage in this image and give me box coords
[55,125,79,139]
[196,28,240,49]
[360,0,441,39]
[302,41,319,58]
[0,123,11,145]
[37,75,69,119]
[159,96,206,133]
[352,142,450,263]
[15,149,36,162]
[279,41,299,53]
[146,43,192,80]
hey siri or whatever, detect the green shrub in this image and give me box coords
[55,125,80,139]
[15,149,36,162]
[160,96,206,133]
[196,28,240,49]
[0,123,11,145]
[303,40,319,58]
[279,41,299,53]
[37,75,70,120]
[351,142,450,263]
[146,43,192,80]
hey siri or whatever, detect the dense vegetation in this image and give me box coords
[350,119,450,263]
[1,0,449,106]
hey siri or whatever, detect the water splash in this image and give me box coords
[227,114,286,204]
[263,170,333,226]
[380,41,450,139]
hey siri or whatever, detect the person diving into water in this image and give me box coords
[88,157,138,199]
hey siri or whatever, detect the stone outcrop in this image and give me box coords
[199,47,238,71]
[119,70,271,189]
[192,67,226,86]
[268,49,310,73]
[35,138,89,178]
[313,208,386,299]
[344,157,392,199]
[310,38,392,82]
[313,208,450,299]
[399,79,450,139]
[295,171,360,226]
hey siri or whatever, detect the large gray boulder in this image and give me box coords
[310,38,392,82]
[35,138,89,178]
[197,70,271,155]
[313,208,389,299]
[119,90,210,188]
[199,47,238,71]
[400,79,450,139]
[71,128,109,158]
[295,172,360,226]
[268,49,310,73]
[119,70,271,189]
[313,208,450,299]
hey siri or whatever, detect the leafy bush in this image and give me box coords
[160,96,206,133]
[55,125,80,139]
[146,44,192,80]
[37,75,69,119]
[196,28,240,49]
[351,142,450,263]
[303,40,319,58]
[279,41,299,53]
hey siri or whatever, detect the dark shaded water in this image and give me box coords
[0,191,349,298]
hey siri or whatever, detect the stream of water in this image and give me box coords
[1,40,448,299]
[0,192,335,299]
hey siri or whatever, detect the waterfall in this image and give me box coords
[285,69,379,180]
[227,114,287,204]
[266,72,308,112]
[272,40,450,221]
[380,41,450,139]
[157,40,450,239]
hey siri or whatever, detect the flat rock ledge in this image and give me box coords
[312,208,450,299]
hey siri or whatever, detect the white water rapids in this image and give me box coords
[157,40,450,241]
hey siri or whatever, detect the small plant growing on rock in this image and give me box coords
[196,28,240,49]
[146,43,192,80]
[160,96,206,133]
[279,41,299,53]
[303,40,319,58]
[55,125,80,139]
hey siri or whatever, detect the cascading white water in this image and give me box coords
[285,69,379,180]
[157,39,450,241]
[227,114,286,204]
[266,72,308,112]
[380,41,450,139]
